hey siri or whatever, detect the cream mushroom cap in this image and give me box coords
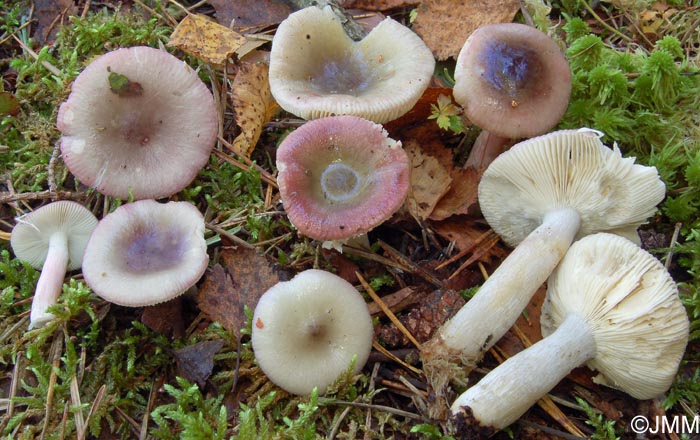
[276,115,410,242]
[269,6,435,124]
[251,269,374,395]
[57,46,218,200]
[82,200,208,307]
[478,128,666,247]
[543,233,689,399]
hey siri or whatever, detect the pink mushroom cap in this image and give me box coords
[276,115,410,242]
[57,46,218,200]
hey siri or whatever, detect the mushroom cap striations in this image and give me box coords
[477,128,665,247]
[542,233,689,399]
[11,201,98,271]
[276,115,410,241]
[82,200,208,306]
[269,6,435,124]
[251,269,374,395]
[57,46,218,200]
[453,23,571,139]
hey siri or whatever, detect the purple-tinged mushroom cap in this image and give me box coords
[453,23,571,139]
[57,46,218,200]
[276,115,410,242]
[11,201,98,328]
[269,6,435,124]
[82,200,208,307]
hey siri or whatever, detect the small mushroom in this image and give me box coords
[421,128,665,402]
[57,46,218,200]
[453,23,571,169]
[10,201,98,328]
[251,269,374,395]
[82,200,208,306]
[451,233,689,434]
[269,6,435,124]
[276,115,410,246]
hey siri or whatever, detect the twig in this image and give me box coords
[47,142,61,195]
[579,0,632,42]
[322,399,423,420]
[372,340,422,376]
[205,222,255,249]
[358,271,422,350]
[377,240,444,287]
[12,35,61,76]
[665,222,682,270]
[212,144,278,188]
[0,190,86,204]
[448,233,501,280]
[42,331,65,440]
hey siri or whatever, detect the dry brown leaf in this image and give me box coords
[174,340,225,387]
[404,140,452,221]
[230,61,279,158]
[141,298,185,339]
[167,14,247,65]
[385,87,452,134]
[210,0,294,30]
[413,0,520,60]
[341,0,419,11]
[429,166,480,220]
[197,246,280,338]
[34,0,78,45]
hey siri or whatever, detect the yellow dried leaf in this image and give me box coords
[404,140,452,221]
[168,14,246,65]
[230,61,279,158]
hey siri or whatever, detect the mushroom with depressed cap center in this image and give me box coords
[276,115,410,248]
[57,46,218,200]
[453,23,572,169]
[82,200,208,307]
[451,233,689,435]
[251,269,374,395]
[420,128,665,410]
[11,201,98,328]
[269,6,435,124]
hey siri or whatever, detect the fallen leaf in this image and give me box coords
[404,140,452,221]
[230,61,279,158]
[107,71,144,97]
[385,87,452,134]
[0,92,20,116]
[413,0,521,60]
[33,0,77,45]
[431,216,493,253]
[429,166,480,220]
[197,246,279,338]
[210,0,294,30]
[174,340,225,387]
[167,14,247,65]
[341,0,419,11]
[141,298,185,339]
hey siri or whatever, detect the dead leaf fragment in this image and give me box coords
[168,14,247,65]
[429,166,480,220]
[230,61,279,158]
[210,0,294,30]
[197,246,279,338]
[413,0,520,60]
[404,140,452,221]
[174,340,225,387]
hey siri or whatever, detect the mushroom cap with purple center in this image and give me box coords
[57,46,218,200]
[82,200,208,306]
[453,23,571,139]
[276,115,410,241]
[269,6,435,124]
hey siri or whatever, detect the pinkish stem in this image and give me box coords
[464,131,513,170]
[29,231,68,328]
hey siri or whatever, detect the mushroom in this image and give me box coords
[251,269,374,395]
[10,201,98,328]
[82,199,208,306]
[451,233,689,434]
[453,23,571,169]
[57,46,218,200]
[276,115,410,247]
[421,128,665,401]
[269,6,435,124]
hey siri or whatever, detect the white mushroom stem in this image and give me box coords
[451,313,596,430]
[29,231,69,328]
[422,207,581,375]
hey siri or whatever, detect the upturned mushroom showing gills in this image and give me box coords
[276,115,410,247]
[453,23,571,169]
[82,200,208,306]
[57,46,218,200]
[420,128,665,404]
[11,201,98,328]
[269,6,435,124]
[451,233,689,435]
[251,269,374,395]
